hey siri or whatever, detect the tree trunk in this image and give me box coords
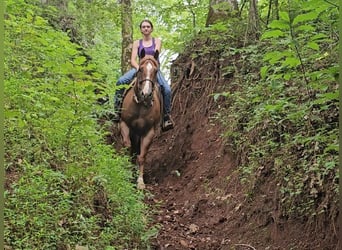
[206,0,239,26]
[266,0,272,25]
[274,0,279,20]
[121,0,133,74]
[246,0,260,41]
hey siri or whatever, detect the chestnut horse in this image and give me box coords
[120,49,162,189]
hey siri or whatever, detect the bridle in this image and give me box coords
[133,58,158,107]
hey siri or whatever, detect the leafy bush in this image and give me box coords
[215,0,338,219]
[4,0,156,248]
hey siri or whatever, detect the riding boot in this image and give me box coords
[162,114,174,131]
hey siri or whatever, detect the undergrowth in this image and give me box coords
[4,1,156,249]
[213,0,338,221]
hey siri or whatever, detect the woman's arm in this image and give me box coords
[155,38,162,52]
[131,40,140,70]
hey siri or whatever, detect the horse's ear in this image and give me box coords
[154,50,159,60]
[140,48,146,58]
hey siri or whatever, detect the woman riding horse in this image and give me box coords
[120,49,162,189]
[113,19,174,131]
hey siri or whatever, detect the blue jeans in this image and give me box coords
[114,68,172,115]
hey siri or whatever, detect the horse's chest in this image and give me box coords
[127,116,154,135]
[124,108,153,125]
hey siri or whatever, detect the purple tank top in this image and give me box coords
[138,38,155,58]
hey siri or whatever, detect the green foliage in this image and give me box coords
[134,0,208,44]
[215,0,338,219]
[133,0,209,67]
[63,0,122,85]
[26,0,123,112]
[4,0,156,248]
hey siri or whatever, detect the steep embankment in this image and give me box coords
[138,41,338,249]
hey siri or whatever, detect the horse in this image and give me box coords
[119,49,162,189]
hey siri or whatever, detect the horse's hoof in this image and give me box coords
[137,182,146,190]
[137,177,145,190]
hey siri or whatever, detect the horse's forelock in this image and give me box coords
[140,55,158,68]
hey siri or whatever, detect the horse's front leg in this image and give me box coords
[136,128,155,190]
[120,121,131,149]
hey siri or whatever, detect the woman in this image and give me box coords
[113,19,174,131]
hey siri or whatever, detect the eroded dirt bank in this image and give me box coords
[110,46,338,249]
[143,51,338,250]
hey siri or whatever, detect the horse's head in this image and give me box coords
[134,49,159,106]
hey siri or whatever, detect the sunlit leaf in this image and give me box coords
[279,11,290,22]
[261,30,285,39]
[307,41,319,50]
[293,11,320,25]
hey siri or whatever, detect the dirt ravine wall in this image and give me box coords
[140,40,339,249]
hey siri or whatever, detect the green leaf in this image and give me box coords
[324,145,338,154]
[279,11,290,22]
[260,66,268,79]
[4,110,20,119]
[281,57,301,68]
[302,0,329,11]
[309,81,329,91]
[269,20,290,30]
[73,56,87,66]
[263,51,283,63]
[294,24,315,32]
[284,73,292,80]
[34,16,47,26]
[311,33,329,41]
[307,41,319,51]
[314,91,339,104]
[261,30,285,39]
[293,11,320,26]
